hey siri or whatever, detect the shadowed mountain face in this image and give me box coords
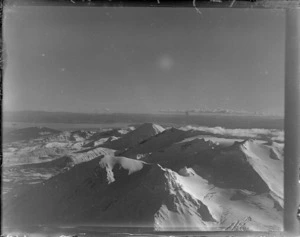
[102,123,165,150]
[3,157,214,229]
[2,123,284,232]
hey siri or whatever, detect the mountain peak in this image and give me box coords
[103,123,165,150]
[136,123,165,133]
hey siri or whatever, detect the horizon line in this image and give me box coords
[3,109,284,118]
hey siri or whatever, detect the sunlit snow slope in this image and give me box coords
[2,123,284,231]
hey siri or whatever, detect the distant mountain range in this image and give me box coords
[3,110,284,129]
[159,108,283,117]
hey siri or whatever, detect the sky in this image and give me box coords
[3,5,285,114]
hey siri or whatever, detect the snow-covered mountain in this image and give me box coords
[2,123,284,231]
[117,127,202,159]
[102,123,165,150]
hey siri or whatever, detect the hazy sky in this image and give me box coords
[3,5,285,114]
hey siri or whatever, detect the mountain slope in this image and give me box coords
[3,155,216,230]
[118,128,188,159]
[103,123,165,150]
[2,124,284,231]
[3,146,283,231]
[142,138,283,197]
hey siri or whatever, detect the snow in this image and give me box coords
[171,167,282,230]
[71,147,116,164]
[104,123,165,150]
[2,123,284,231]
[94,138,110,146]
[45,142,69,148]
[120,128,188,158]
[178,167,196,177]
[240,140,284,204]
[180,125,284,142]
[99,156,146,183]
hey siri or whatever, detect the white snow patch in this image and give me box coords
[180,125,284,141]
[99,156,146,183]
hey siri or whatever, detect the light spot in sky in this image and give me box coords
[60,68,66,72]
[41,53,46,57]
[157,54,174,71]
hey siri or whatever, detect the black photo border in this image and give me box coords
[2,0,299,236]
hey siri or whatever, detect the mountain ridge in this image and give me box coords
[2,123,284,231]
